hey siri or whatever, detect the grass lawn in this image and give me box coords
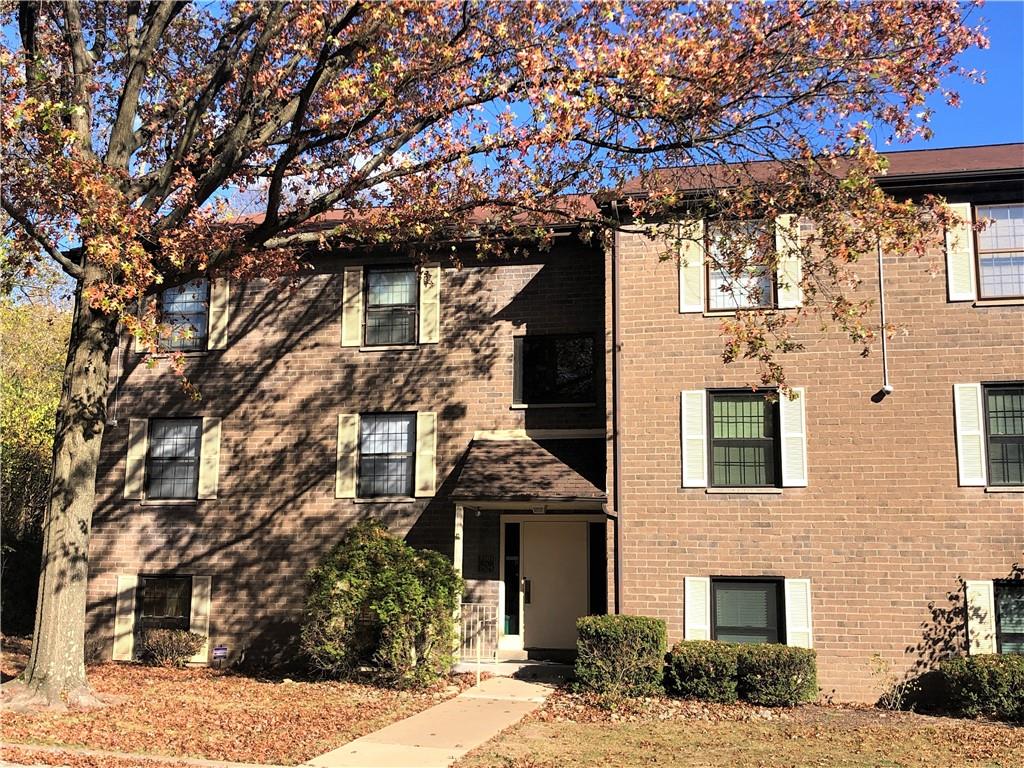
[456,692,1024,768]
[1,636,468,766]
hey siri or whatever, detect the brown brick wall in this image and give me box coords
[87,243,605,664]
[608,221,1023,702]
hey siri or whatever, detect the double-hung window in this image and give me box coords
[975,204,1024,300]
[712,579,784,644]
[995,581,1024,654]
[158,280,210,351]
[708,391,780,487]
[138,575,192,631]
[145,419,202,500]
[984,384,1024,487]
[358,413,416,497]
[364,268,418,346]
[514,334,596,405]
[706,222,775,311]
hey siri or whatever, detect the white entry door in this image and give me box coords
[522,520,589,649]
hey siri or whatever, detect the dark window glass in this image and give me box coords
[146,419,202,500]
[975,204,1024,299]
[364,268,417,345]
[159,280,209,351]
[985,385,1024,486]
[503,522,521,636]
[996,582,1024,655]
[712,580,783,644]
[358,413,415,497]
[709,392,779,487]
[517,335,596,404]
[139,575,192,630]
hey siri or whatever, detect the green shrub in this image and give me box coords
[137,629,206,667]
[666,641,740,703]
[939,654,1024,722]
[301,520,462,689]
[574,615,667,698]
[736,644,818,706]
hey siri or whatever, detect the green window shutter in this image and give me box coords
[945,202,977,302]
[124,419,148,499]
[415,411,438,497]
[335,414,359,498]
[780,387,808,487]
[112,574,140,661]
[953,383,987,486]
[964,580,996,654]
[207,279,230,350]
[684,576,711,640]
[197,417,222,500]
[188,575,212,664]
[418,263,441,344]
[775,214,803,309]
[678,219,706,313]
[681,390,708,487]
[784,579,813,648]
[341,267,364,347]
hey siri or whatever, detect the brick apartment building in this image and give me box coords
[88,143,1023,701]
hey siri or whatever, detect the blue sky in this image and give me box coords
[895,0,1024,151]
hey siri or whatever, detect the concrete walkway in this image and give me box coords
[303,670,563,768]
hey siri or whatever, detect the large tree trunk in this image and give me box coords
[12,261,120,707]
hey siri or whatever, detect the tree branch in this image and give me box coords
[1,195,83,279]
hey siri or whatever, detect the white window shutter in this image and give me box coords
[780,388,808,487]
[189,575,212,664]
[419,264,441,344]
[775,214,803,309]
[964,580,996,654]
[112,575,139,661]
[197,417,222,500]
[341,267,364,347]
[953,384,987,486]
[207,278,230,350]
[680,390,708,487]
[945,202,977,302]
[678,219,706,313]
[684,577,711,640]
[336,414,359,498]
[415,412,438,497]
[784,578,814,648]
[124,419,148,499]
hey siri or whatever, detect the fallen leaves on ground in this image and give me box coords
[2,661,473,765]
[0,745,194,768]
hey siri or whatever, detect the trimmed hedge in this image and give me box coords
[666,641,739,703]
[575,615,667,698]
[736,644,818,706]
[137,629,206,667]
[939,654,1024,722]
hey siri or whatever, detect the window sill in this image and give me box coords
[358,344,421,352]
[701,307,785,318]
[985,486,1024,493]
[140,499,200,506]
[353,496,418,504]
[510,402,597,410]
[703,487,784,495]
[136,350,210,358]
[973,298,1024,307]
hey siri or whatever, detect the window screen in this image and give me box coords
[985,384,1024,486]
[976,204,1024,299]
[358,413,415,497]
[139,575,192,630]
[712,580,782,644]
[995,582,1024,655]
[516,335,596,404]
[709,392,779,487]
[365,268,417,345]
[707,222,775,310]
[159,279,209,351]
[146,419,202,500]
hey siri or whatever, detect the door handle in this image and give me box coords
[523,578,531,605]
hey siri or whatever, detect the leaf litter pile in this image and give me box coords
[2,643,474,765]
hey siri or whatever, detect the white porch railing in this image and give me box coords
[459,602,498,678]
